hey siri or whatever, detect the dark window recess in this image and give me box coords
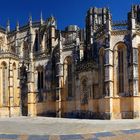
[68,64,72,97]
[38,72,40,90]
[35,33,39,52]
[41,71,44,89]
[118,48,124,93]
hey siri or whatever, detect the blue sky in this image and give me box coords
[0,0,139,30]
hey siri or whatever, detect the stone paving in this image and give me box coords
[0,117,140,139]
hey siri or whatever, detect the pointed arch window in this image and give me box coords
[64,56,73,98]
[67,61,72,97]
[35,31,39,52]
[37,68,44,90]
[38,71,41,90]
[114,43,128,96]
[23,41,29,58]
[37,66,44,102]
[118,46,124,93]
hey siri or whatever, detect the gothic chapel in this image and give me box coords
[0,5,140,119]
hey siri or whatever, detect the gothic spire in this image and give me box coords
[16,21,19,31]
[6,19,10,33]
[40,11,43,25]
[29,13,32,26]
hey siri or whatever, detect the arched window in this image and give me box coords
[64,56,73,98]
[41,71,44,89]
[38,71,41,90]
[1,62,8,106]
[35,31,39,52]
[37,66,44,102]
[37,67,44,91]
[114,43,128,96]
[67,61,72,97]
[118,46,124,93]
[99,48,105,97]
[23,41,29,58]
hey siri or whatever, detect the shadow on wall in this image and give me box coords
[37,110,111,120]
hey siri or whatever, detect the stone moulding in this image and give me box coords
[76,60,98,72]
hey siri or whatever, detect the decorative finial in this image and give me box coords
[40,11,43,25]
[59,31,61,40]
[16,21,19,31]
[29,13,32,26]
[6,19,10,32]
[59,31,62,50]
[131,5,135,19]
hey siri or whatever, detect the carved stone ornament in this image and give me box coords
[0,36,4,47]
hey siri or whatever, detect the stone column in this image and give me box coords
[104,48,114,119]
[34,70,38,93]
[27,64,37,116]
[8,59,14,117]
[131,48,138,96]
[104,49,113,97]
[56,62,63,118]
[130,17,140,118]
[131,17,138,96]
[27,22,37,117]
[56,33,63,118]
[17,64,21,116]
[105,14,113,119]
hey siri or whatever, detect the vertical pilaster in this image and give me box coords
[56,32,63,118]
[132,48,138,96]
[105,11,114,119]
[27,20,37,117]
[34,70,38,93]
[104,11,113,97]
[27,67,36,116]
[131,17,138,96]
[17,64,21,116]
[9,60,13,117]
[104,49,113,97]
[75,78,80,110]
[130,13,139,118]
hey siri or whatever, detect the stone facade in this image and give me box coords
[1,5,140,119]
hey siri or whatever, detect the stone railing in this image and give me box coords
[0,51,19,59]
[112,20,128,30]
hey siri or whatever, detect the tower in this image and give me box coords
[85,7,110,60]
